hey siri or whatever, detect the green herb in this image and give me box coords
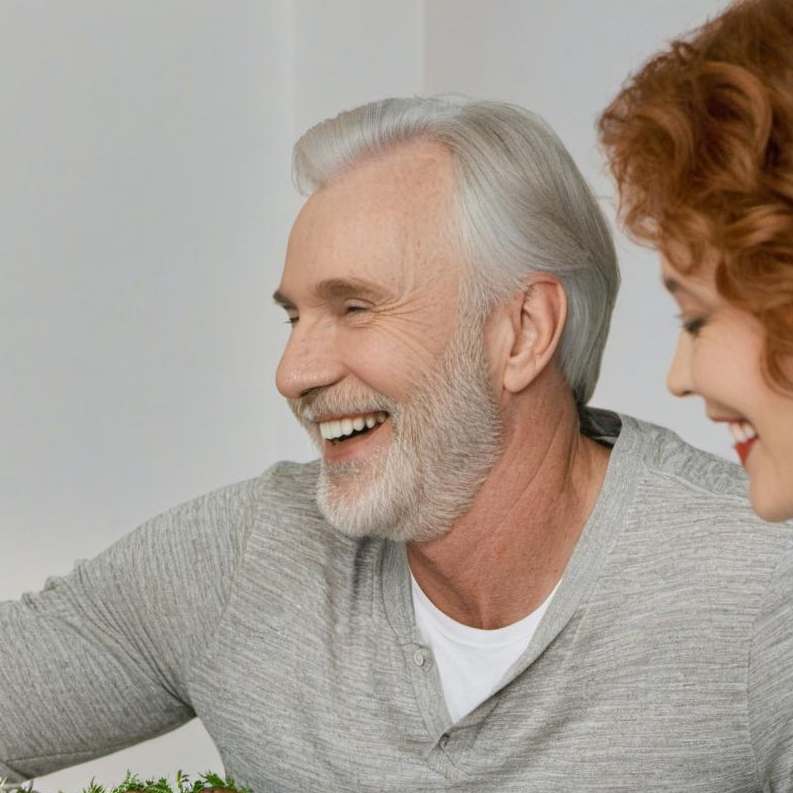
[0,771,251,793]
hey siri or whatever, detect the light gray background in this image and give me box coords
[1,1,732,788]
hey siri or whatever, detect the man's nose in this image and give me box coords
[666,333,694,398]
[276,319,345,399]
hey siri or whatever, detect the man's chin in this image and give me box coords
[318,452,376,496]
[315,463,416,541]
[315,478,452,544]
[316,475,388,539]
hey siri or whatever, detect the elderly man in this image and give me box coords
[2,97,792,792]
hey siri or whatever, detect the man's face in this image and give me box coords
[274,142,503,541]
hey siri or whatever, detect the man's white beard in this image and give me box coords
[289,312,503,543]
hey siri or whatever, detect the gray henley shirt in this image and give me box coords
[2,410,793,792]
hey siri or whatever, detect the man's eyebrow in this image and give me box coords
[272,278,392,309]
[315,277,391,302]
[272,289,295,309]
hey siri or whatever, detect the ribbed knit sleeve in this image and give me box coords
[0,473,263,781]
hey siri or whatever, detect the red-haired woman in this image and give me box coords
[599,0,793,521]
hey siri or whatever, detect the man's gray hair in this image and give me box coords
[292,96,619,406]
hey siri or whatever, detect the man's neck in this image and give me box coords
[406,400,611,630]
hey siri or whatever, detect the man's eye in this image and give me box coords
[344,304,368,316]
[284,315,299,325]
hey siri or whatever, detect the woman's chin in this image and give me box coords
[749,476,793,523]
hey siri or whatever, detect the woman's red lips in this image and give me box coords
[735,436,758,466]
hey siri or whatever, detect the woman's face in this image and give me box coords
[662,259,793,522]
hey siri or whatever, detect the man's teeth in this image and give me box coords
[319,412,387,441]
[729,421,758,444]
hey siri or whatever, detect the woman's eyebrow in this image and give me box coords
[662,275,714,307]
[662,276,698,298]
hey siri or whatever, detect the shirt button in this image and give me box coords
[439,733,450,749]
[413,648,426,667]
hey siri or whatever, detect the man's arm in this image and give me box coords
[748,539,793,791]
[0,474,261,782]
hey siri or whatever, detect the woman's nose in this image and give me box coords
[666,333,694,398]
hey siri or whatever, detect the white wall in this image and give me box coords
[291,1,423,136]
[0,1,294,788]
[1,1,737,791]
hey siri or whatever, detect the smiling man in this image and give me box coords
[273,141,507,546]
[2,97,793,792]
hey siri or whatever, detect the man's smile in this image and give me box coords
[318,411,389,442]
[318,412,392,462]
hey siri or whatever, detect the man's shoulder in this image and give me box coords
[154,460,326,550]
[614,411,793,555]
[621,413,747,496]
[581,412,793,640]
[619,412,753,502]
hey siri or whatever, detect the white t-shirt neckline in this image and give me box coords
[410,571,560,723]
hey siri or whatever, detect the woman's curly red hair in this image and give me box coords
[599,0,793,391]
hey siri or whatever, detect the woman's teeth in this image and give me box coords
[319,412,388,441]
[729,420,758,444]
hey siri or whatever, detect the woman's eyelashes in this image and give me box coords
[679,315,707,336]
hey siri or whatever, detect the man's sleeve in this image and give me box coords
[748,540,793,792]
[0,473,262,782]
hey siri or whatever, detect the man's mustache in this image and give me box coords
[288,388,396,424]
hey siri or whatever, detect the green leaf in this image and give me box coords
[64,771,252,793]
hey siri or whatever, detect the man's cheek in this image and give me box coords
[345,352,418,401]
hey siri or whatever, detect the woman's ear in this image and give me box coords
[502,276,567,394]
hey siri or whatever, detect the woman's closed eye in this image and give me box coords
[679,315,707,336]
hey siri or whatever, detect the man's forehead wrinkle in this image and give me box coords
[280,139,460,309]
[305,197,432,286]
[323,140,455,222]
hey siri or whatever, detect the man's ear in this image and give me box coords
[502,276,567,394]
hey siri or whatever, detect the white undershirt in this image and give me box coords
[410,572,558,723]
